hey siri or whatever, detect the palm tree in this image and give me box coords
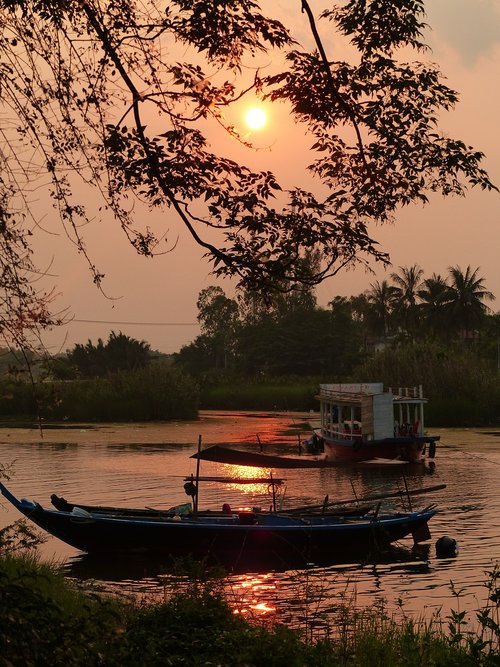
[417,273,452,338]
[446,265,495,339]
[365,280,398,339]
[390,264,424,336]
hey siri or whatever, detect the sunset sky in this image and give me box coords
[36,1,500,355]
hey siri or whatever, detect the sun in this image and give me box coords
[245,106,267,130]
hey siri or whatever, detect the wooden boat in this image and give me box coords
[50,481,446,519]
[193,444,338,468]
[317,383,440,463]
[0,481,436,564]
[194,444,416,468]
[49,475,287,518]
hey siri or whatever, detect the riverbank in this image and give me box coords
[0,412,496,452]
[1,553,498,666]
[0,369,498,426]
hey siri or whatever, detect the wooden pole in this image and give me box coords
[271,471,276,512]
[402,473,413,512]
[194,434,202,515]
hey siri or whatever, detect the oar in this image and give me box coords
[284,483,446,513]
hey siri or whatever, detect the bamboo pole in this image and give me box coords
[284,483,446,514]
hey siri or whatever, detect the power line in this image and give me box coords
[72,319,198,326]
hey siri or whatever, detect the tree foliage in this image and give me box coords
[446,265,495,335]
[0,0,496,328]
[196,286,240,369]
[177,264,497,377]
[66,330,152,377]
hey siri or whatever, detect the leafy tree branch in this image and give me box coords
[0,0,496,322]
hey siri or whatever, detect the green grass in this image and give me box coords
[201,381,319,411]
[0,553,122,665]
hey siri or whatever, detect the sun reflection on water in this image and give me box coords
[230,574,278,616]
[203,463,287,510]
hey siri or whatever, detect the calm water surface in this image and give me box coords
[1,411,499,632]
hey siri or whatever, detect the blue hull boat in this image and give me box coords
[1,482,436,565]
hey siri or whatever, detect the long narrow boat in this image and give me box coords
[0,482,436,565]
[317,382,440,463]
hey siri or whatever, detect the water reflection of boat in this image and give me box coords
[317,383,440,463]
[65,542,433,579]
[0,481,436,567]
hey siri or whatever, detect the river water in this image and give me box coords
[1,411,499,634]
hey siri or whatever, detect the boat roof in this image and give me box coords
[317,387,428,406]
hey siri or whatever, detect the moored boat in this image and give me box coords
[318,382,440,463]
[0,481,436,566]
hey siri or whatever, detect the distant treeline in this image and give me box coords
[175,265,499,378]
[172,266,500,426]
[1,264,500,425]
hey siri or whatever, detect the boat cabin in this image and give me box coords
[318,383,428,442]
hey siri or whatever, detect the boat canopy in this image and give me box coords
[317,384,429,440]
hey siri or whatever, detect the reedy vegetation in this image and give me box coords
[0,361,199,421]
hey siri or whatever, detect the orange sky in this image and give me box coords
[34,1,500,355]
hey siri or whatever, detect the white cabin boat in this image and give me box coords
[318,383,439,463]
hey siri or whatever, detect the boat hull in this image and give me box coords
[1,483,435,566]
[323,436,434,463]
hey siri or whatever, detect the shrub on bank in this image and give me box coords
[0,363,200,422]
[0,553,120,666]
[1,554,499,666]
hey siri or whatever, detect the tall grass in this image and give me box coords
[0,553,122,666]
[198,347,500,426]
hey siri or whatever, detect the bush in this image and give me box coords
[0,363,200,422]
[0,554,121,666]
